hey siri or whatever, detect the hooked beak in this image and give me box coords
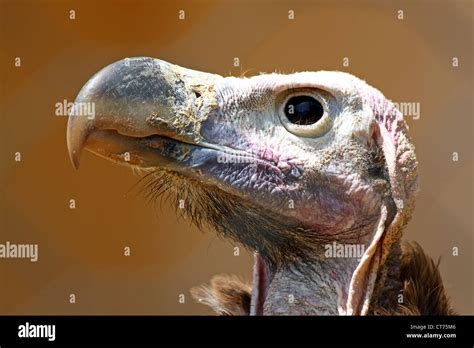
[67,57,222,170]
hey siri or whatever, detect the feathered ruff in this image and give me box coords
[190,274,252,315]
[374,241,455,315]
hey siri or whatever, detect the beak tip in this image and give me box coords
[67,125,86,170]
[70,151,81,170]
[67,98,94,170]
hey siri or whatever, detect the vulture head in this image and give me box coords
[67,57,427,315]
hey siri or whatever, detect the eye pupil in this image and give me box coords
[285,96,324,125]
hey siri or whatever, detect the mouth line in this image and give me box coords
[84,129,282,173]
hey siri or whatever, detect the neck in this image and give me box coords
[262,257,361,315]
[261,240,403,315]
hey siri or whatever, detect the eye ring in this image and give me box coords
[278,91,332,138]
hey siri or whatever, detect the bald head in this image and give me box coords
[67,57,418,315]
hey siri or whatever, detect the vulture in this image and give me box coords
[67,57,454,315]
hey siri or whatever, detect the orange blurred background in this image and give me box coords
[0,0,472,314]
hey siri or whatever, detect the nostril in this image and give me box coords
[194,91,202,98]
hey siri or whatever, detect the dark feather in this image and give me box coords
[190,274,251,315]
[374,241,455,315]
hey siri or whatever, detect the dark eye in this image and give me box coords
[284,96,324,125]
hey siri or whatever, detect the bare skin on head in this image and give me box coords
[67,57,454,315]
